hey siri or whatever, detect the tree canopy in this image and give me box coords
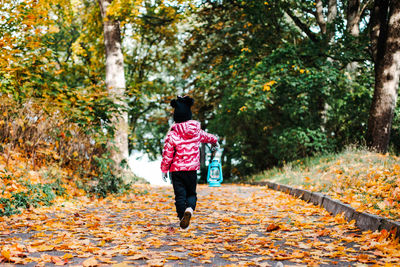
[1,0,399,184]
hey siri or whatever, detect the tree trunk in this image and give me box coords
[370,0,390,64]
[327,0,338,41]
[347,0,361,37]
[344,0,373,74]
[345,0,367,72]
[346,0,372,37]
[367,0,400,153]
[327,0,338,24]
[98,0,133,180]
[314,0,337,41]
[314,0,338,132]
[315,0,327,34]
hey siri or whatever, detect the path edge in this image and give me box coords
[252,181,400,239]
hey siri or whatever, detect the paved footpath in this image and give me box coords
[0,184,399,266]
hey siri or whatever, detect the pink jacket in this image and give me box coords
[161,120,218,172]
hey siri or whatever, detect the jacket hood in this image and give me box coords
[171,120,201,139]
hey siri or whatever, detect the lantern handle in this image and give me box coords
[205,144,218,163]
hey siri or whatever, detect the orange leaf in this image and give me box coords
[266,223,280,232]
[356,254,370,263]
[51,256,67,265]
[1,249,11,261]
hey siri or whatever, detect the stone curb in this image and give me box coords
[253,181,400,238]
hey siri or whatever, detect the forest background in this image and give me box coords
[1,0,399,199]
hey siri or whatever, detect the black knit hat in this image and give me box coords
[170,96,194,123]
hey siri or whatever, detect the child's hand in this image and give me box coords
[211,142,220,152]
[162,172,169,182]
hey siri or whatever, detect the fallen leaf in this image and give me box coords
[82,257,98,267]
[266,223,280,232]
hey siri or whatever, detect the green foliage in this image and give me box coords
[0,174,66,217]
[201,41,371,176]
[0,0,133,200]
[123,1,184,155]
[88,155,132,198]
[2,0,398,186]
[178,0,378,179]
[269,128,333,163]
[389,108,400,154]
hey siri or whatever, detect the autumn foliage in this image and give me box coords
[1,1,400,265]
[0,0,138,213]
[0,185,399,265]
[257,148,400,221]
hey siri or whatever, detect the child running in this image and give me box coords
[161,96,218,229]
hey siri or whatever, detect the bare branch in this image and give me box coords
[347,0,361,36]
[327,0,338,24]
[315,0,326,34]
[360,0,373,15]
[284,9,318,42]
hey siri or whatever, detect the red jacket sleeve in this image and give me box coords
[160,131,175,172]
[199,130,218,144]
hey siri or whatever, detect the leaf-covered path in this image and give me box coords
[1,185,399,266]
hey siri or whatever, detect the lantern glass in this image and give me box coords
[210,167,220,180]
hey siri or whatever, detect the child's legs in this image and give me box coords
[171,172,187,219]
[182,171,197,211]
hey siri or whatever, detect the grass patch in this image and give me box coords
[252,147,400,221]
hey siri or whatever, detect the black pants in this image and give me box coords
[171,171,197,220]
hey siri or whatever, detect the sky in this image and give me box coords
[128,151,168,186]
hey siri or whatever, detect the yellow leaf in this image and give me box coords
[51,256,66,265]
[112,262,131,267]
[263,80,276,91]
[127,254,149,260]
[48,25,60,34]
[146,259,165,266]
[82,257,98,267]
[34,245,55,252]
[62,253,74,260]
[1,249,11,260]
[377,201,387,210]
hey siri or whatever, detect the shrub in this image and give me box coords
[0,174,66,217]
[87,155,132,198]
[269,127,333,163]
